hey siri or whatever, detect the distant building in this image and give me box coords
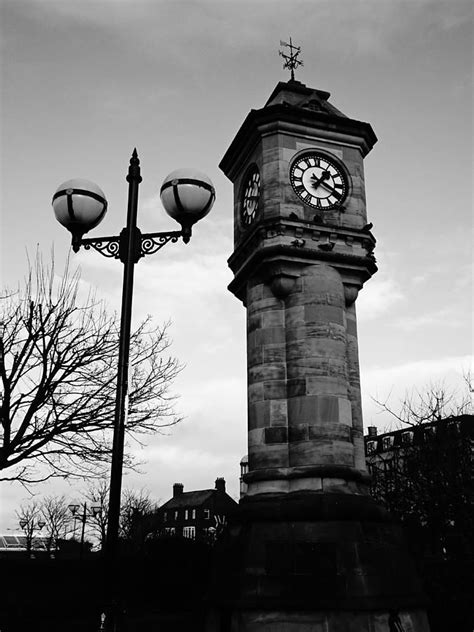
[364,414,473,558]
[0,534,48,554]
[157,478,238,541]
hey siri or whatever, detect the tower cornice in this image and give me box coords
[220,102,377,181]
[227,216,377,303]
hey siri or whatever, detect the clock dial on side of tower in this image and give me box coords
[240,164,261,228]
[289,150,349,211]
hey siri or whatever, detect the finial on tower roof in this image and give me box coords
[279,37,303,81]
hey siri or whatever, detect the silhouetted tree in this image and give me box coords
[0,253,182,484]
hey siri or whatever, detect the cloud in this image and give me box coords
[391,308,465,333]
[357,276,404,320]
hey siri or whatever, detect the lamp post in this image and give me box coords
[68,502,102,558]
[53,149,215,630]
[19,517,46,555]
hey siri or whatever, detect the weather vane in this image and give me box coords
[279,37,303,81]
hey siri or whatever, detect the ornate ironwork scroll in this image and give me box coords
[140,231,182,257]
[81,236,121,259]
[76,229,184,260]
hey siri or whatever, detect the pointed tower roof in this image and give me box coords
[220,80,376,179]
[264,80,347,118]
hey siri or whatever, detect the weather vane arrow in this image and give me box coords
[279,37,303,81]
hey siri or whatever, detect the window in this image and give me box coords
[366,441,377,454]
[164,527,175,536]
[203,509,210,520]
[424,426,436,440]
[401,431,413,445]
[192,509,196,520]
[163,511,168,522]
[174,510,179,520]
[382,436,394,451]
[184,509,189,520]
[183,526,195,539]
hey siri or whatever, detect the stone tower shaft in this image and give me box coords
[216,80,430,632]
[221,80,377,498]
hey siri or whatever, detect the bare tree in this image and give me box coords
[373,375,473,429]
[82,480,109,547]
[82,481,158,549]
[40,495,72,551]
[368,379,473,560]
[0,253,182,484]
[120,487,159,540]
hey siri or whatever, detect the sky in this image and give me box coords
[0,0,472,532]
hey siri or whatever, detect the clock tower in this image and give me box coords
[216,72,430,631]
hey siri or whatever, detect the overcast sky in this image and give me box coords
[0,0,472,532]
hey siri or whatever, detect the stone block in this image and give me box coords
[287,378,306,397]
[260,327,286,346]
[328,358,348,380]
[307,423,352,441]
[306,376,348,397]
[288,477,323,493]
[248,401,269,430]
[289,424,308,442]
[247,312,262,333]
[285,305,305,327]
[286,359,330,379]
[346,317,358,337]
[287,396,319,424]
[262,309,285,328]
[250,442,289,468]
[247,282,263,303]
[338,398,353,425]
[249,364,286,384]
[263,345,286,363]
[304,305,345,326]
[264,380,287,400]
[248,428,265,447]
[265,426,288,444]
[286,337,346,361]
[248,382,264,403]
[269,400,288,425]
[247,344,263,367]
[248,297,281,316]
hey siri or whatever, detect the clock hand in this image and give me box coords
[310,170,330,191]
[319,180,342,199]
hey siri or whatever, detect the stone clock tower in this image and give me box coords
[215,78,430,631]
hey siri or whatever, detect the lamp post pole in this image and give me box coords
[53,150,215,631]
[106,150,141,566]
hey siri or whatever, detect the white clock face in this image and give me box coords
[290,153,348,210]
[241,167,261,227]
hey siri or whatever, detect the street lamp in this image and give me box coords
[53,149,215,629]
[19,518,46,555]
[68,502,102,558]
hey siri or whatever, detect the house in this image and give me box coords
[158,478,238,541]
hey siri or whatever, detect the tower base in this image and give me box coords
[208,493,430,631]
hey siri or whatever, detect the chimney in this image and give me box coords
[215,477,226,493]
[367,426,378,438]
[173,483,184,497]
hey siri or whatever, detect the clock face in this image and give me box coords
[241,167,261,227]
[290,153,348,210]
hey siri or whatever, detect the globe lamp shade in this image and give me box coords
[52,178,108,239]
[160,168,215,242]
